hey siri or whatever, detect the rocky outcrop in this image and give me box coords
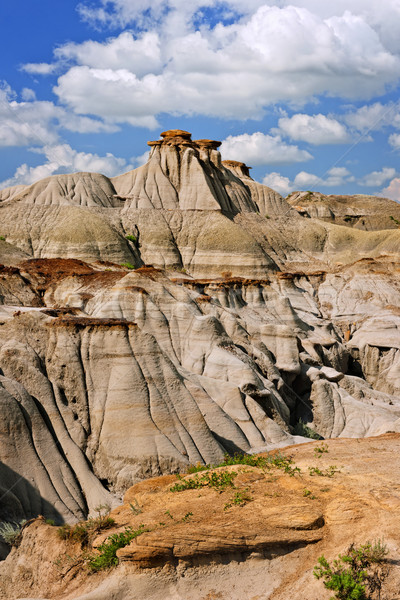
[0,130,398,538]
[287,190,400,230]
[1,435,400,600]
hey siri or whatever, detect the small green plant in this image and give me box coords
[309,465,340,478]
[265,214,270,219]
[0,236,5,241]
[128,498,142,515]
[0,520,26,546]
[125,234,137,243]
[186,452,300,476]
[170,470,237,493]
[186,462,210,474]
[45,518,55,526]
[314,443,329,458]
[86,525,148,572]
[53,552,81,573]
[389,215,400,225]
[293,419,322,440]
[181,512,193,522]
[120,262,135,270]
[224,489,253,510]
[57,509,115,547]
[165,510,174,520]
[303,489,317,499]
[314,540,389,600]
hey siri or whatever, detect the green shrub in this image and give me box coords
[170,470,237,493]
[314,540,389,600]
[0,520,25,546]
[308,465,340,478]
[0,236,5,241]
[129,498,142,515]
[224,489,253,510]
[120,262,135,270]
[314,443,329,458]
[86,525,148,572]
[57,515,115,546]
[181,512,193,522]
[186,452,300,476]
[186,462,210,474]
[125,234,137,243]
[303,489,316,499]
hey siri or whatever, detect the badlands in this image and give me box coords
[0,129,399,598]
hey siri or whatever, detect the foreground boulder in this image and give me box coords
[1,435,399,599]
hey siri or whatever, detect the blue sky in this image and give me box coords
[1,0,400,200]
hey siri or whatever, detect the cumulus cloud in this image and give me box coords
[131,151,150,167]
[294,167,354,188]
[388,133,400,149]
[21,88,36,101]
[344,102,400,132]
[21,62,57,75]
[50,5,400,124]
[220,132,312,166]
[262,172,294,196]
[263,166,354,194]
[0,144,133,189]
[277,113,350,145]
[358,167,396,187]
[382,177,400,202]
[0,88,118,148]
[55,32,163,77]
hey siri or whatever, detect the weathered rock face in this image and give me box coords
[1,435,400,600]
[287,190,400,231]
[0,130,398,536]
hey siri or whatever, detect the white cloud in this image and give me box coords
[220,132,312,166]
[55,32,162,77]
[0,88,118,148]
[344,102,400,132]
[0,144,133,189]
[388,133,400,149]
[262,172,294,196]
[131,151,150,167]
[0,92,59,146]
[264,166,354,193]
[21,88,36,101]
[277,113,350,145]
[21,62,57,75]
[382,177,400,202]
[359,167,396,187]
[51,5,400,124]
[294,167,354,188]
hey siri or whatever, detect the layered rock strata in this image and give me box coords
[0,130,398,531]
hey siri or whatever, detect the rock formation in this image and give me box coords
[1,435,400,599]
[0,129,398,547]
